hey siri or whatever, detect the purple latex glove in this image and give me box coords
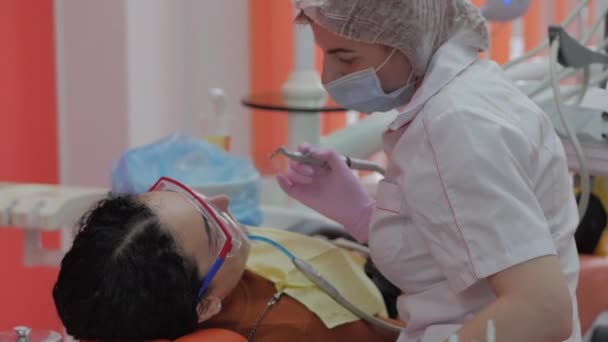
[276,143,375,243]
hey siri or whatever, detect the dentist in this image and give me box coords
[277,1,581,341]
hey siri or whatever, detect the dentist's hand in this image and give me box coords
[276,143,374,243]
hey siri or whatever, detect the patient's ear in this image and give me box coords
[197,296,222,323]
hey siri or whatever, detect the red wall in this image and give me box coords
[0,0,62,333]
[249,0,293,174]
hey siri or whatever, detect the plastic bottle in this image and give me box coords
[202,88,231,151]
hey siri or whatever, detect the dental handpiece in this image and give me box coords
[269,146,386,175]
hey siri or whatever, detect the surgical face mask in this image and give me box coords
[324,48,416,114]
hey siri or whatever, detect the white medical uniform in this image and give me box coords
[368,29,582,342]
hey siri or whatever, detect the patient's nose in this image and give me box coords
[210,195,230,212]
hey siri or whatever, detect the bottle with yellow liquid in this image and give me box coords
[202,88,231,151]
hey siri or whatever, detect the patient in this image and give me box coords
[53,178,399,342]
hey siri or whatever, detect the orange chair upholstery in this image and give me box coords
[577,255,608,334]
[174,329,246,342]
[84,329,246,342]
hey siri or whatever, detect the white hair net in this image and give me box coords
[295,0,489,76]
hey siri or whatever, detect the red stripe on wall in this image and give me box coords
[250,1,294,174]
[587,0,597,44]
[523,0,543,51]
[0,0,61,333]
[490,23,513,65]
[556,0,571,23]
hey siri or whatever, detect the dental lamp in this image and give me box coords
[481,0,532,22]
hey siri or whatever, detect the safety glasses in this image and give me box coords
[148,177,242,299]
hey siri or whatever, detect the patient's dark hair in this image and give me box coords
[53,195,202,341]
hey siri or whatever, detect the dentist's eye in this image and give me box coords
[338,57,357,64]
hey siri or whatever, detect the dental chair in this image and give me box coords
[172,329,246,342]
[578,256,608,342]
[85,329,246,342]
[83,228,394,342]
[575,180,608,342]
[577,198,608,342]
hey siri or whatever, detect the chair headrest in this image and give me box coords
[82,329,246,342]
[174,329,246,342]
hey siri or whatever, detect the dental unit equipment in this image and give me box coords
[0,184,107,267]
[269,146,386,175]
[248,234,402,333]
[0,326,62,342]
[546,24,608,218]
[503,0,595,70]
[478,0,608,221]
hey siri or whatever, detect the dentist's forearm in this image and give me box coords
[450,256,573,342]
[451,296,556,342]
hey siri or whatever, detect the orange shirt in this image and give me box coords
[203,271,399,341]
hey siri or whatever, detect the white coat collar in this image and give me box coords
[386,29,482,131]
